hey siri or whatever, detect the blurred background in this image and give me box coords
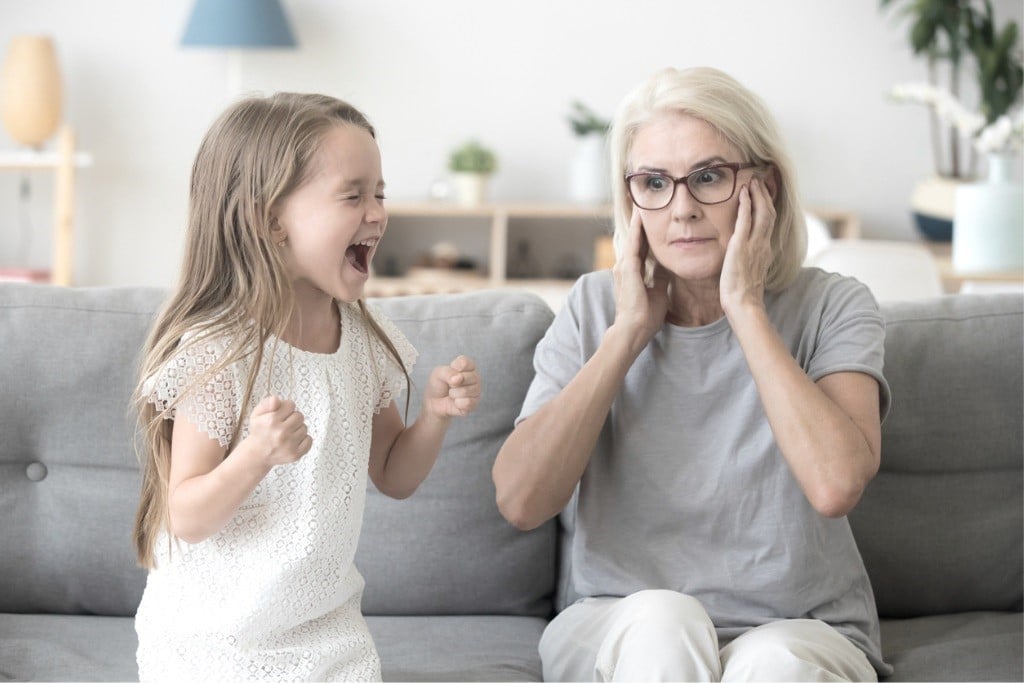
[0,0,1021,289]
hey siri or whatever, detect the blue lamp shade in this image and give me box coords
[181,0,296,48]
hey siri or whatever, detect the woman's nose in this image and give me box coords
[670,181,702,218]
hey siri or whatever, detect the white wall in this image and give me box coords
[1,0,1021,287]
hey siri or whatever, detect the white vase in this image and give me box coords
[452,173,489,207]
[952,152,1024,273]
[569,134,609,204]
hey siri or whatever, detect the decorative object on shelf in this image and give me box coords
[1,35,62,147]
[882,0,1023,241]
[953,151,1023,272]
[567,100,611,204]
[448,139,496,206]
[181,0,297,96]
[508,239,539,279]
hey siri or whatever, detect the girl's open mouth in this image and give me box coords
[345,238,377,274]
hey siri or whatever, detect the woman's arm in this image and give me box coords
[369,356,480,499]
[493,210,671,531]
[728,305,881,517]
[722,179,881,517]
[167,396,311,542]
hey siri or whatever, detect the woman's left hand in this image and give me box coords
[720,177,776,314]
[423,355,482,419]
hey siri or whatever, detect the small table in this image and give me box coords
[925,243,1024,294]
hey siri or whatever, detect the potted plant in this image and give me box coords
[567,100,612,204]
[448,139,497,206]
[882,0,1023,240]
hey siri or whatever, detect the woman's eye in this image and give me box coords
[694,170,723,186]
[646,175,671,191]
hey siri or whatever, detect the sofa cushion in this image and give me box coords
[880,611,1023,681]
[851,294,1023,618]
[367,615,545,681]
[0,285,162,616]
[358,290,557,617]
[0,610,140,681]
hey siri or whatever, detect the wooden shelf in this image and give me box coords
[373,201,860,298]
[0,126,91,286]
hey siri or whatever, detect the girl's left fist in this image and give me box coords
[425,355,481,418]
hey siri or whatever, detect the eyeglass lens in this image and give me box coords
[628,166,738,209]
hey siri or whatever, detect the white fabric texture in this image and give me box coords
[135,302,417,682]
[540,590,877,682]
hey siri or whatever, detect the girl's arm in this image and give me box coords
[493,210,671,532]
[167,396,311,543]
[368,356,480,499]
[722,178,881,518]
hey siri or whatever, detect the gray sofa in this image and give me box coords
[0,282,1021,682]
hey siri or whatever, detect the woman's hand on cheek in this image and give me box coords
[612,208,670,346]
[721,178,775,315]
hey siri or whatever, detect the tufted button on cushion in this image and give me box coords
[25,462,48,482]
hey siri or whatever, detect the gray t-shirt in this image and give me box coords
[517,267,892,675]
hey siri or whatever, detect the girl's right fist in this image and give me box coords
[248,395,313,466]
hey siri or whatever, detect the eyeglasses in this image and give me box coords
[625,162,760,210]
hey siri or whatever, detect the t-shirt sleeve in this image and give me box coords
[807,277,892,421]
[516,281,589,426]
[142,333,240,448]
[364,304,418,414]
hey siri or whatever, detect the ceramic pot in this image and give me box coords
[952,153,1024,272]
[452,173,489,207]
[1,35,62,147]
[569,134,609,204]
[910,174,966,242]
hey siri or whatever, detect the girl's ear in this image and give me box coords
[270,216,288,246]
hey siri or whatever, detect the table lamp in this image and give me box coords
[181,0,297,95]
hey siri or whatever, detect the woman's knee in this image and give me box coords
[721,619,875,682]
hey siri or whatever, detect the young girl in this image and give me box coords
[132,92,481,681]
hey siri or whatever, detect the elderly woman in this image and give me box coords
[493,67,891,682]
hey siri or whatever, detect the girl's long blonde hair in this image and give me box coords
[609,66,807,290]
[133,92,408,568]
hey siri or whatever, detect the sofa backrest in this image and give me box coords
[357,291,557,617]
[0,284,557,619]
[850,293,1023,618]
[0,284,161,616]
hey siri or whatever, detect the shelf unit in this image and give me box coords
[0,125,93,286]
[367,201,612,297]
[367,201,861,299]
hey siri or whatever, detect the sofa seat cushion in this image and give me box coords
[881,611,1023,681]
[367,615,544,682]
[0,613,138,682]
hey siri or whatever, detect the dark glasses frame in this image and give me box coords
[624,162,761,209]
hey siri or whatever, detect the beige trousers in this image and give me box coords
[539,590,877,682]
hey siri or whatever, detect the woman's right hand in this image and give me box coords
[247,395,313,467]
[612,208,670,352]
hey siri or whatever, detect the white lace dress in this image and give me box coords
[135,302,416,682]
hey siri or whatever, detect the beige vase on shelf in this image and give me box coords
[1,35,62,147]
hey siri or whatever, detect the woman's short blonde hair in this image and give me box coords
[609,66,807,290]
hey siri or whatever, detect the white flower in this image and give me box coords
[888,82,1021,153]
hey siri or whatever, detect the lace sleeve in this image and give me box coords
[143,333,240,448]
[364,304,418,414]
